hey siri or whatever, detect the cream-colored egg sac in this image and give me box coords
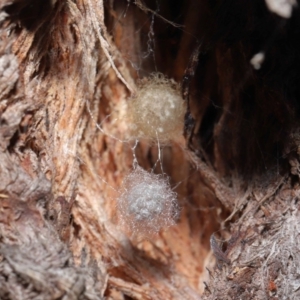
[127,73,186,142]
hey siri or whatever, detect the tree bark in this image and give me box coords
[1,0,299,299]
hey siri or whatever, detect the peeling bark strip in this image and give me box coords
[2,0,300,299]
[0,196,105,299]
[203,188,300,300]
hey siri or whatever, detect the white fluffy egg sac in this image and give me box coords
[117,166,179,236]
[127,73,186,142]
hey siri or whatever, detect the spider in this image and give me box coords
[181,42,201,151]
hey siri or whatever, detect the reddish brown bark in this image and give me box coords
[1,0,300,299]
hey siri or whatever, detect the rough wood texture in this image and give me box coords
[0,0,222,299]
[1,0,300,299]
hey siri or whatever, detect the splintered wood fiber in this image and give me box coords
[1,0,300,299]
